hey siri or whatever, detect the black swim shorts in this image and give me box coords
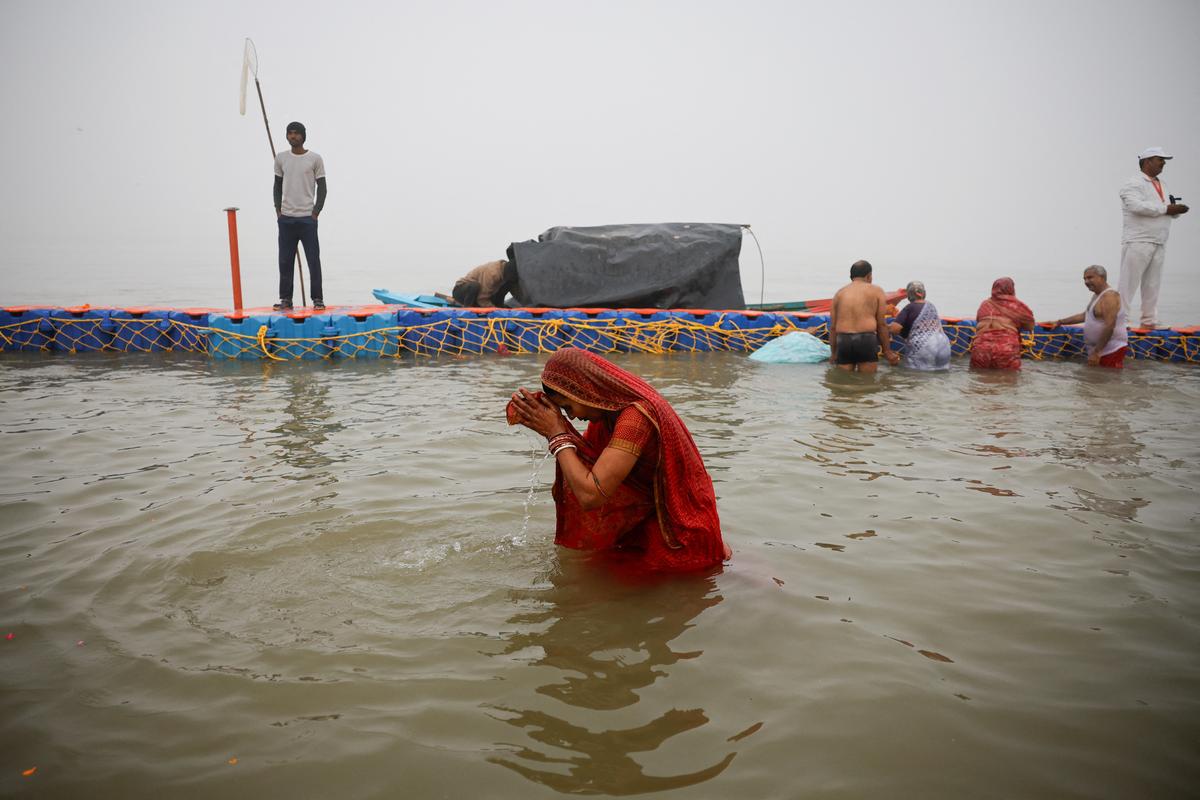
[835,331,880,365]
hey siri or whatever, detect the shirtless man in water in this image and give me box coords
[829,260,899,372]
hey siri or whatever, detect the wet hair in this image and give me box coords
[906,280,926,302]
[850,260,872,279]
[451,279,480,307]
[286,121,307,143]
[1083,264,1107,279]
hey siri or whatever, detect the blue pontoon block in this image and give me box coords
[207,313,275,360]
[720,311,781,352]
[105,310,174,352]
[397,309,462,356]
[334,309,399,358]
[586,310,628,352]
[555,310,613,353]
[621,310,676,352]
[1160,331,1189,363]
[166,310,212,352]
[451,310,502,355]
[944,321,975,356]
[1128,330,1161,361]
[0,308,54,351]
[518,309,567,352]
[487,309,535,353]
[48,308,115,352]
[672,311,728,352]
[267,314,336,360]
[1034,324,1080,359]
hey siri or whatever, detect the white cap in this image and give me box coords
[1138,146,1173,160]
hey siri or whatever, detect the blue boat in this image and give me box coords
[371,289,455,308]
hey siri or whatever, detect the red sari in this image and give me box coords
[539,348,726,572]
[970,277,1034,370]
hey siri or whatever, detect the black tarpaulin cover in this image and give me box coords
[506,223,746,309]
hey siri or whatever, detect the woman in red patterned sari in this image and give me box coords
[970,277,1035,370]
[507,348,730,572]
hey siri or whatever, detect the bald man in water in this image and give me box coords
[829,260,899,372]
[1050,265,1128,368]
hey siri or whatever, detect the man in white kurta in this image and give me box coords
[1118,147,1189,327]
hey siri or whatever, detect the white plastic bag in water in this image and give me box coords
[748,330,831,363]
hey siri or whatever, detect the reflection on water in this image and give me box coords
[1,353,1198,797]
[488,558,741,794]
[1061,381,1145,470]
[488,707,733,796]
[793,370,920,485]
[1044,369,1152,523]
[270,367,344,475]
[1060,487,1150,522]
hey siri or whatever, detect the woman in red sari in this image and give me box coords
[507,348,730,572]
[970,277,1035,370]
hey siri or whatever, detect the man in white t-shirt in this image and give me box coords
[273,121,327,310]
[1117,146,1188,328]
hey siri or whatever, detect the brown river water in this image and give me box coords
[1,351,1198,799]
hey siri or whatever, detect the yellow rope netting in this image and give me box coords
[0,315,208,354]
[2,314,1197,363]
[214,314,819,360]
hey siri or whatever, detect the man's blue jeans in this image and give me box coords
[278,216,323,303]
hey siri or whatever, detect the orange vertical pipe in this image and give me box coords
[223,207,244,311]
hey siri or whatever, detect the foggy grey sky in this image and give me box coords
[2,0,1198,320]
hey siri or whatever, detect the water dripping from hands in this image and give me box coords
[518,438,553,543]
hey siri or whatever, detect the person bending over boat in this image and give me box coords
[888,281,951,371]
[507,348,730,572]
[970,277,1034,370]
[451,259,517,307]
[829,260,900,372]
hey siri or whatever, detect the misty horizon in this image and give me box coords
[3,0,1197,322]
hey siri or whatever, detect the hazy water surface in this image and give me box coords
[1,352,1198,799]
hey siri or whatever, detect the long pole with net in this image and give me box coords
[240,38,306,307]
